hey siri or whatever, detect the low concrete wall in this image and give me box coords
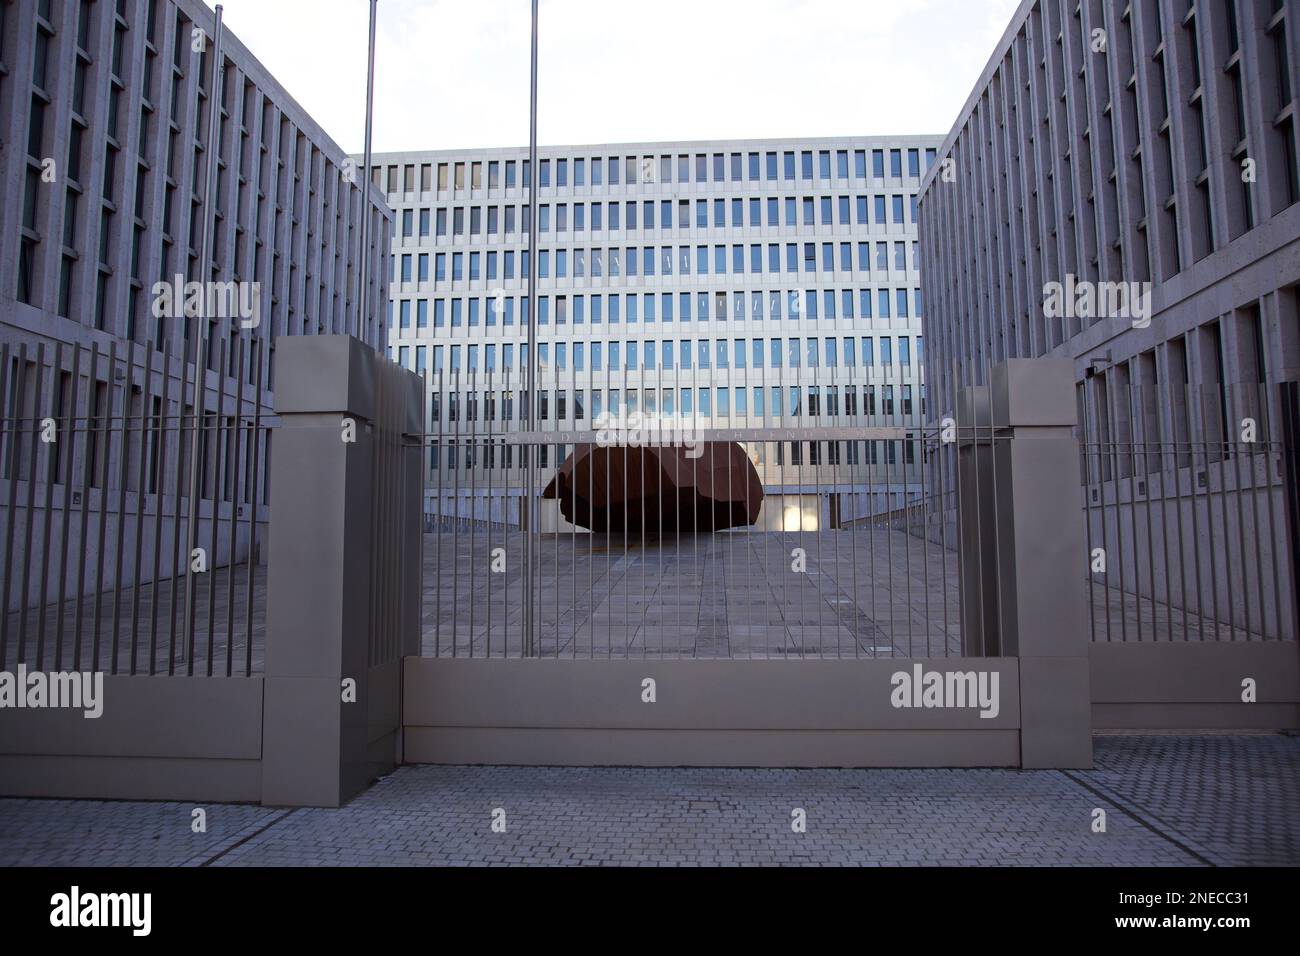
[1089,641,1300,729]
[403,658,1022,767]
[0,675,264,802]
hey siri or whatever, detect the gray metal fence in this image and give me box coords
[415,365,1012,660]
[0,338,270,676]
[1079,380,1296,643]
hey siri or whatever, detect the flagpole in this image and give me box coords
[358,0,378,341]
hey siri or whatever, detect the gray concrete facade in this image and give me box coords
[368,137,942,525]
[918,0,1300,644]
[0,0,393,606]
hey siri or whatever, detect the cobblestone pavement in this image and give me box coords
[1,734,1295,867]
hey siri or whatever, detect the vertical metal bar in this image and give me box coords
[17,344,46,667]
[937,420,952,657]
[1152,385,1175,641]
[148,341,173,674]
[434,371,444,656]
[1227,383,1255,638]
[1244,385,1269,640]
[53,343,83,673]
[36,343,64,670]
[225,335,246,676]
[128,343,154,673]
[0,341,11,668]
[522,0,540,657]
[72,344,100,671]
[884,368,900,656]
[1169,417,1193,639]
[485,367,493,659]
[451,370,460,656]
[1181,379,1207,641]
[1106,375,1128,642]
[847,363,859,660]
[1080,384,1098,643]
[169,344,190,674]
[1132,385,1158,641]
[207,338,230,674]
[570,365,578,658]
[183,4,224,664]
[245,343,263,676]
[1257,381,1284,641]
[1197,384,1224,638]
[812,355,825,659]
[0,342,16,668]
[605,357,612,659]
[623,361,630,658]
[110,345,132,674]
[918,383,931,658]
[1207,384,1236,638]
[637,367,645,660]
[368,360,380,668]
[473,369,483,658]
[587,371,595,659]
[868,368,880,656]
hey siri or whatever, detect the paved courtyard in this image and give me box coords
[2,734,1296,866]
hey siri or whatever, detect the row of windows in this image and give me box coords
[392,289,922,331]
[432,438,917,471]
[418,384,924,428]
[396,193,920,239]
[395,242,919,284]
[394,333,922,374]
[924,0,1298,395]
[10,0,384,360]
[377,147,939,195]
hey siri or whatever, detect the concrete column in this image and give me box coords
[991,359,1092,769]
[261,336,420,806]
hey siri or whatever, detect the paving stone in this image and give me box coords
[3,735,1296,866]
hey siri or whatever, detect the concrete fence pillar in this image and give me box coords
[956,359,1092,767]
[994,359,1092,768]
[261,336,422,807]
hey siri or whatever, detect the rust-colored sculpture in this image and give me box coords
[541,442,764,533]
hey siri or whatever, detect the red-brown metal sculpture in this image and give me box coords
[541,442,764,533]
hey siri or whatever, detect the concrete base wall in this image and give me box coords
[0,675,264,802]
[403,657,1023,767]
[1088,641,1300,729]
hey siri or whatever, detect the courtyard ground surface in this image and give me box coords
[2,734,1296,867]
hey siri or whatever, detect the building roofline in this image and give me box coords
[364,133,947,163]
[919,0,1036,198]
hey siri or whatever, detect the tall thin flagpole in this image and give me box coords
[358,0,378,342]
[523,0,539,656]
[182,4,224,665]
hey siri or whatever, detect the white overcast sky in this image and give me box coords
[201,0,1022,154]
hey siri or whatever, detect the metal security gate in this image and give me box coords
[399,357,1100,770]
[0,337,271,678]
[1079,374,1300,731]
[1079,377,1296,644]
[414,366,972,662]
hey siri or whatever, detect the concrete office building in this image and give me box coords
[0,0,391,603]
[918,0,1299,638]
[373,137,941,529]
